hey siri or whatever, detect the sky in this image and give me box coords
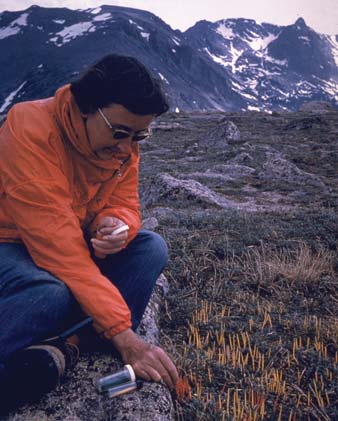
[0,0,337,35]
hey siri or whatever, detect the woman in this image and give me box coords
[0,54,178,408]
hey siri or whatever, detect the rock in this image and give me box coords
[198,120,241,148]
[147,207,178,223]
[152,122,182,130]
[258,152,328,190]
[299,101,335,113]
[142,217,159,231]
[4,276,174,421]
[176,165,255,183]
[209,164,256,178]
[141,173,240,209]
[227,152,254,165]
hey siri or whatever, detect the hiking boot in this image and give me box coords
[0,343,80,413]
[7,344,66,396]
[0,318,90,414]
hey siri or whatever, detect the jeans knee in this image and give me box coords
[37,279,76,321]
[141,230,169,270]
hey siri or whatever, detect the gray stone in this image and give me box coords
[258,152,328,190]
[147,207,178,223]
[227,152,254,165]
[141,173,241,209]
[141,217,159,231]
[199,120,241,148]
[152,122,182,131]
[209,164,256,178]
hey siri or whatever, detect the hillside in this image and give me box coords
[0,6,337,112]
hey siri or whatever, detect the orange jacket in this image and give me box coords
[0,85,142,339]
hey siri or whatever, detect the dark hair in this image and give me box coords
[70,54,169,116]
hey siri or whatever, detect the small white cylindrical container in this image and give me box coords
[96,364,135,393]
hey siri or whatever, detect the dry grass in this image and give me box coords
[238,241,335,288]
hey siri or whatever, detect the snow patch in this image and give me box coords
[321,79,338,100]
[90,7,102,14]
[265,55,288,66]
[49,22,94,46]
[231,80,244,91]
[93,13,112,22]
[37,64,43,68]
[158,72,169,84]
[216,22,235,39]
[299,35,310,44]
[247,105,261,111]
[53,19,65,24]
[172,37,181,46]
[327,35,338,66]
[229,43,244,73]
[204,47,228,67]
[0,12,29,40]
[172,48,176,53]
[247,33,278,51]
[0,81,26,113]
[241,92,258,100]
[141,31,150,41]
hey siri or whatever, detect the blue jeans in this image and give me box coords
[0,230,168,379]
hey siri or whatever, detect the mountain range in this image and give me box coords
[0,5,337,112]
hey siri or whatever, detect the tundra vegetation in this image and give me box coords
[140,107,338,420]
[3,106,338,420]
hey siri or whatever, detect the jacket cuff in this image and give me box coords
[93,319,132,340]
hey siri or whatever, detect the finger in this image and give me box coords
[145,367,163,384]
[95,251,106,259]
[143,346,176,389]
[158,351,179,387]
[98,226,118,235]
[91,242,123,255]
[102,232,128,241]
[93,246,123,255]
[91,239,126,250]
[133,367,151,382]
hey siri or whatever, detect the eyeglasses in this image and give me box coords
[98,108,152,142]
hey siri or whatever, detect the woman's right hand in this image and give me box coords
[110,328,178,390]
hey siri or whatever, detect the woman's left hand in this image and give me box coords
[91,216,129,258]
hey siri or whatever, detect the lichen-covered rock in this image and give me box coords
[152,122,182,131]
[141,217,159,231]
[3,276,175,421]
[258,152,328,191]
[208,164,256,178]
[199,120,241,148]
[146,207,178,223]
[227,152,254,165]
[141,173,240,209]
[176,164,255,183]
